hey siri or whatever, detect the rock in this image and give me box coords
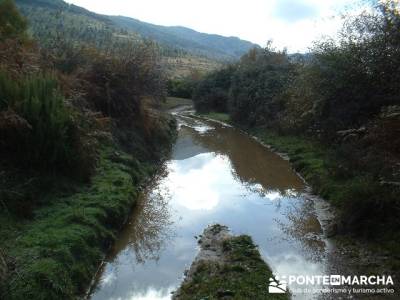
[172,224,285,299]
[172,225,231,299]
[337,127,366,142]
[380,105,400,119]
[191,224,230,266]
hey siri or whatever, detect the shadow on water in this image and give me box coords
[90,112,335,300]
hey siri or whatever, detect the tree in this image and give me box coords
[0,0,27,40]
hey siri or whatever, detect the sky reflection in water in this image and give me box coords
[90,115,327,300]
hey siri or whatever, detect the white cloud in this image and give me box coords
[165,153,232,211]
[66,0,361,52]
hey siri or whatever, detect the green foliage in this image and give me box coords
[15,0,256,66]
[80,42,166,121]
[193,65,236,113]
[193,1,400,236]
[20,75,71,165]
[194,1,400,134]
[193,47,294,126]
[0,71,18,109]
[295,1,400,137]
[0,1,177,299]
[0,71,83,171]
[229,47,293,127]
[252,128,400,238]
[0,0,27,40]
[107,15,258,61]
[167,78,194,99]
[0,146,151,299]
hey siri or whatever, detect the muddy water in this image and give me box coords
[90,112,331,300]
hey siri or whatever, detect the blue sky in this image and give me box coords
[273,0,319,22]
[66,0,361,53]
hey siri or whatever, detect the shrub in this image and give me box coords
[167,78,195,99]
[337,176,399,236]
[0,0,27,41]
[19,75,72,166]
[0,71,97,176]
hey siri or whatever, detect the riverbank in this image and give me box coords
[197,112,400,278]
[0,117,176,299]
[173,224,289,300]
[160,97,194,111]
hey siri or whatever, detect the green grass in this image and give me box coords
[249,128,400,272]
[197,112,231,123]
[248,129,392,210]
[177,235,289,300]
[0,144,157,299]
[161,97,193,110]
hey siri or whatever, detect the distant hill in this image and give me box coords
[109,16,258,60]
[15,0,259,62]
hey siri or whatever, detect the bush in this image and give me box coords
[337,176,399,236]
[0,71,18,110]
[79,42,166,122]
[0,0,27,41]
[167,78,194,99]
[0,71,97,176]
[192,65,235,113]
[20,75,72,165]
[229,47,293,127]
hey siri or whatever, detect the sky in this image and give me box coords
[65,0,361,53]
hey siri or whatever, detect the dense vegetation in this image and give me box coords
[166,70,202,99]
[0,0,175,298]
[193,1,400,241]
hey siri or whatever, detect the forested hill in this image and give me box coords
[109,16,257,60]
[15,0,258,61]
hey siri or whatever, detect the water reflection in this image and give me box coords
[91,113,331,300]
[166,153,232,210]
[276,198,326,261]
[182,117,305,193]
[113,170,175,263]
[91,170,176,300]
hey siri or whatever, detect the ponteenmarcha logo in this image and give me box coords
[268,276,287,293]
[268,274,394,294]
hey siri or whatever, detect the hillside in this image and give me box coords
[15,0,258,77]
[109,15,258,60]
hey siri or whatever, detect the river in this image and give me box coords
[89,110,336,299]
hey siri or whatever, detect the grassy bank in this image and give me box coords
[0,121,176,299]
[250,129,400,265]
[174,225,288,300]
[249,129,397,232]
